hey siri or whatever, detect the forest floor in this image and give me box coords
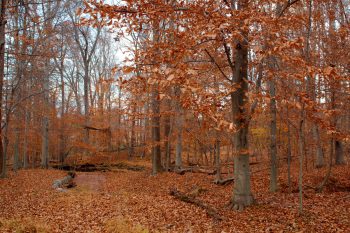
[0,159,349,233]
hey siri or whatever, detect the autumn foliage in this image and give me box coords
[0,0,349,232]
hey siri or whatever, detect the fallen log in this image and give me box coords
[53,163,145,172]
[169,188,223,221]
[214,177,234,185]
[52,171,76,191]
[173,167,216,175]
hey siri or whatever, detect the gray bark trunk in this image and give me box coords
[164,99,171,171]
[269,79,278,192]
[13,129,20,171]
[151,85,162,175]
[175,86,183,169]
[84,63,90,144]
[41,75,50,169]
[230,0,253,210]
[0,0,6,177]
[59,58,65,163]
[215,138,221,182]
[313,126,324,167]
[298,104,305,214]
[335,140,345,165]
[23,110,29,168]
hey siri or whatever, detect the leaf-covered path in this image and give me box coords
[0,164,349,232]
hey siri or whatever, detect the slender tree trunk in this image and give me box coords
[164,99,171,171]
[269,79,278,192]
[215,138,221,182]
[287,120,292,190]
[129,103,136,159]
[175,86,183,170]
[13,129,20,171]
[0,0,6,177]
[84,62,90,144]
[117,88,122,157]
[59,59,65,163]
[23,110,29,168]
[298,117,305,215]
[41,69,50,168]
[151,85,162,174]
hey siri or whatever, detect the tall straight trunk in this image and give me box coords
[13,3,20,171]
[230,0,253,211]
[298,116,305,215]
[117,88,122,157]
[215,138,221,182]
[151,19,162,175]
[0,0,6,177]
[22,0,29,169]
[175,86,183,170]
[13,129,19,171]
[74,70,82,114]
[164,99,171,171]
[59,58,65,163]
[287,119,292,189]
[83,63,90,144]
[129,103,136,159]
[151,85,162,174]
[2,99,10,176]
[269,79,278,192]
[41,76,49,169]
[304,0,324,168]
[23,110,29,168]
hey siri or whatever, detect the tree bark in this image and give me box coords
[164,99,172,171]
[175,86,183,170]
[214,138,222,182]
[335,140,345,165]
[151,84,162,175]
[41,89,49,169]
[287,119,292,190]
[298,110,305,215]
[269,79,278,192]
[0,0,6,177]
[23,110,29,168]
[229,0,253,211]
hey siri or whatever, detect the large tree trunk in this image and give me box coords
[229,0,253,211]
